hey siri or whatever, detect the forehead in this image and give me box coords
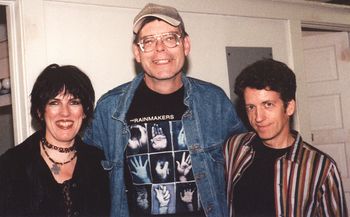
[243,87,282,104]
[138,19,180,37]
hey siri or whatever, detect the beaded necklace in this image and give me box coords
[41,137,75,153]
[41,138,77,175]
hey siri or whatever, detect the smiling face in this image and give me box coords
[43,91,85,147]
[133,19,190,93]
[244,87,295,148]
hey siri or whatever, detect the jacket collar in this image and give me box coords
[181,73,191,107]
[111,73,144,121]
[245,130,303,164]
[111,72,189,120]
[285,130,303,164]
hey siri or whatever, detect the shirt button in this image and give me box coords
[73,211,79,216]
[72,183,77,188]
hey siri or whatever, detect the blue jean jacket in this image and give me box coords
[83,73,246,217]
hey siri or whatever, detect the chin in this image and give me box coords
[256,132,273,141]
[56,133,77,141]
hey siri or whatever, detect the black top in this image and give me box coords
[233,137,291,217]
[126,79,187,123]
[0,131,110,217]
[125,80,205,217]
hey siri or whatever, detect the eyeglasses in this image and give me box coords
[137,32,182,53]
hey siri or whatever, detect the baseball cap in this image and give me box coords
[133,3,184,34]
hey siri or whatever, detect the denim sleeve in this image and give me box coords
[83,102,107,150]
[222,93,247,137]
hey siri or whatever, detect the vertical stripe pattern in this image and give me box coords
[224,131,348,217]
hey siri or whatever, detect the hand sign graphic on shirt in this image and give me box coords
[155,185,170,214]
[151,124,167,150]
[128,125,148,149]
[180,188,195,211]
[136,187,149,210]
[130,156,151,183]
[176,152,192,182]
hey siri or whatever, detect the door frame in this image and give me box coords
[300,20,350,205]
[0,1,28,144]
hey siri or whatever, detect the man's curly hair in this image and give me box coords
[234,58,296,108]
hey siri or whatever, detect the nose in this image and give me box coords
[255,107,264,122]
[60,104,70,116]
[155,38,166,52]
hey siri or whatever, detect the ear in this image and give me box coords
[133,44,141,63]
[286,99,296,116]
[183,36,191,56]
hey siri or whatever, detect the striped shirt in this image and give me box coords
[224,131,348,217]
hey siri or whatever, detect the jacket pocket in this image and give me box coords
[206,143,225,165]
[204,143,226,202]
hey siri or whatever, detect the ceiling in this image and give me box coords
[309,0,350,6]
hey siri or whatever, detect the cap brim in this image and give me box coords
[133,14,181,34]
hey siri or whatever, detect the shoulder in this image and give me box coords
[76,143,108,178]
[291,133,341,173]
[92,81,133,117]
[224,132,255,152]
[186,76,226,94]
[0,132,40,176]
[226,132,255,144]
[185,76,232,106]
[299,141,338,166]
[96,81,132,105]
[77,140,105,161]
[94,74,145,112]
[1,132,40,162]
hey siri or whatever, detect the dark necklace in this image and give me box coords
[41,137,75,153]
[41,140,77,175]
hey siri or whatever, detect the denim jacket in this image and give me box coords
[83,73,246,217]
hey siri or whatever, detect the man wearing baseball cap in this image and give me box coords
[84,3,246,217]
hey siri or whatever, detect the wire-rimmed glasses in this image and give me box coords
[137,32,182,52]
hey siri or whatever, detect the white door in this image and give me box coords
[302,32,350,208]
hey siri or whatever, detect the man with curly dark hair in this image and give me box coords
[224,59,348,217]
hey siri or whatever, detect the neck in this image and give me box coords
[44,136,75,148]
[143,75,183,94]
[41,137,76,153]
[262,133,295,149]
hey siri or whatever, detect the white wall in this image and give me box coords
[4,0,350,143]
[44,2,136,99]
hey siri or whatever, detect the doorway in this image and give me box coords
[0,5,14,154]
[301,27,350,208]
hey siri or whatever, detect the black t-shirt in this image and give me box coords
[233,137,291,217]
[125,80,205,217]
